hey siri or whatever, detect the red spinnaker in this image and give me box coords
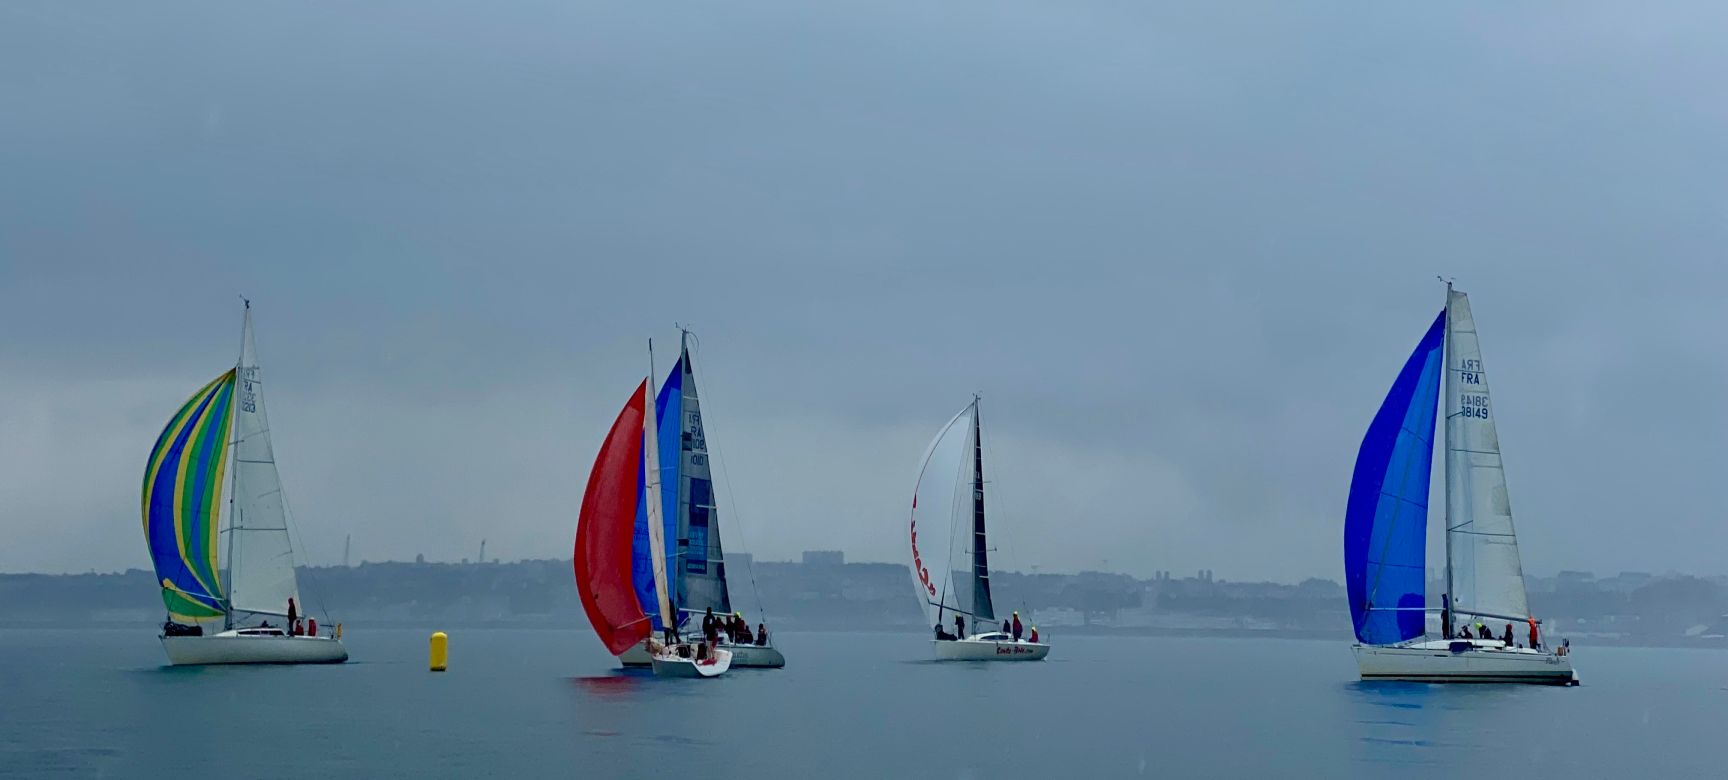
[575,381,650,656]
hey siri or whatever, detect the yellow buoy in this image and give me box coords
[429,631,448,672]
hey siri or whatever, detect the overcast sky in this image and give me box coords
[2,1,1723,584]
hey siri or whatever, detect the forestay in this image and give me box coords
[225,308,301,618]
[1444,290,1530,623]
[642,379,676,630]
[631,368,683,629]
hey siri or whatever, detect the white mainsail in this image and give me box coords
[906,403,981,633]
[643,378,675,631]
[673,339,730,615]
[1444,289,1530,623]
[225,306,301,618]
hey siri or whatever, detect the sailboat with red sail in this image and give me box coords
[576,361,731,678]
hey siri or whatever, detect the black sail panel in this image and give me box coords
[970,400,995,623]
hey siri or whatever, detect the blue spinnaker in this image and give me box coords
[1345,311,1444,645]
[631,361,684,631]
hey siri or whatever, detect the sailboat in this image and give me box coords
[908,397,1048,661]
[1346,285,1575,685]
[144,301,347,665]
[576,347,731,678]
[614,332,784,669]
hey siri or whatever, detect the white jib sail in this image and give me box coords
[642,378,675,631]
[1445,289,1530,623]
[226,307,301,617]
[907,403,978,633]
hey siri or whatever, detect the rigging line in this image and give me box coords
[684,334,769,623]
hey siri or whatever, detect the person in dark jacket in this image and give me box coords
[1001,619,1010,635]
[286,597,297,633]
[954,614,965,640]
[756,623,768,646]
[1501,624,1514,646]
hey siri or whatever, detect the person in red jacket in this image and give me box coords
[1029,626,1039,644]
[1527,616,1540,651]
[1011,612,1023,641]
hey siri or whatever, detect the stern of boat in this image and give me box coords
[932,637,1049,661]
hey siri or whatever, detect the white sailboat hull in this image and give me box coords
[932,637,1049,661]
[1354,640,1576,685]
[161,633,348,666]
[650,647,733,678]
[621,640,784,668]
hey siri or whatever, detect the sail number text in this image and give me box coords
[240,368,259,413]
[1458,359,1483,386]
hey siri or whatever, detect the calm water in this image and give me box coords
[1,628,1723,778]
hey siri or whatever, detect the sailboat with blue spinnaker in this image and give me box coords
[612,332,784,669]
[1346,285,1575,685]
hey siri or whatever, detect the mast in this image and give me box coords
[1441,282,1454,623]
[969,396,994,623]
[222,298,249,629]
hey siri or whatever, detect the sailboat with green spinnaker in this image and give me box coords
[145,301,346,665]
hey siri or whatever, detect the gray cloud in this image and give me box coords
[2,0,1724,583]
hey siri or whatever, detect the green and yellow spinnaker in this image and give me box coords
[141,370,236,621]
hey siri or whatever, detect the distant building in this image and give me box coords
[729,552,753,570]
[802,550,844,566]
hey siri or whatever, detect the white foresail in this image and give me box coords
[643,378,675,630]
[906,404,978,633]
[1444,290,1530,623]
[226,307,301,618]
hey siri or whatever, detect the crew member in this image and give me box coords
[286,597,297,633]
[1029,626,1039,643]
[1011,612,1023,641]
[1527,616,1540,651]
